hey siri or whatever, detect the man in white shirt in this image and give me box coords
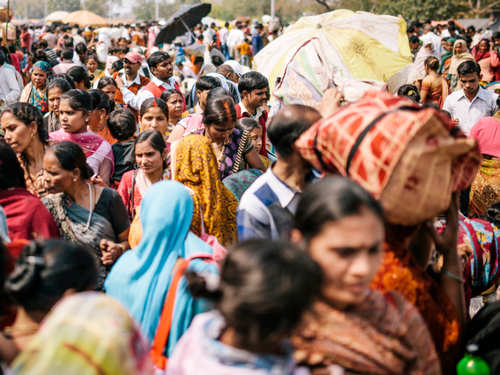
[136,51,185,109]
[0,50,21,108]
[114,52,150,111]
[443,60,498,136]
[219,22,230,59]
[227,22,244,60]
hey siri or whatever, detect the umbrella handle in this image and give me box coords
[179,17,196,41]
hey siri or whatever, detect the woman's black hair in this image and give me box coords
[48,141,94,180]
[52,73,75,89]
[88,89,115,114]
[397,84,421,103]
[108,108,136,141]
[424,56,440,71]
[97,76,118,90]
[294,176,384,240]
[47,77,73,94]
[139,97,169,120]
[134,129,166,154]
[147,51,170,69]
[186,239,322,349]
[160,89,181,103]
[1,102,48,145]
[5,240,98,314]
[67,65,90,89]
[237,117,261,132]
[0,140,26,189]
[60,89,92,115]
[196,75,221,92]
[203,91,236,126]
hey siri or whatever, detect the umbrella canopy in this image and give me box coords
[254,9,412,106]
[63,10,108,27]
[45,11,69,22]
[155,3,211,46]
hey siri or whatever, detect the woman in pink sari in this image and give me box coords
[50,89,114,186]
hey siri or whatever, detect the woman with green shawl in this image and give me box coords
[439,37,455,76]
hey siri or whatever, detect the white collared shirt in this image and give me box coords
[443,87,498,136]
[0,64,20,106]
[136,74,177,110]
[119,71,145,110]
[238,100,264,120]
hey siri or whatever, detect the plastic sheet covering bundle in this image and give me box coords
[254,10,412,105]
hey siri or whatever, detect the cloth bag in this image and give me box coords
[295,91,481,225]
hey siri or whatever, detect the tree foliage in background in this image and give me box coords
[47,0,81,13]
[82,0,109,17]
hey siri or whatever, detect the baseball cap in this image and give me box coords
[124,52,142,64]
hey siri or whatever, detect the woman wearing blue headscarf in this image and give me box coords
[104,180,217,371]
[20,60,52,113]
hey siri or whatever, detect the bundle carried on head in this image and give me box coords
[295,91,481,226]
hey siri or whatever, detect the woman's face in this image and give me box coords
[454,42,467,54]
[101,84,117,99]
[166,93,184,121]
[31,67,48,89]
[135,140,164,175]
[43,150,76,194]
[1,112,36,153]
[205,119,235,144]
[479,40,489,53]
[249,127,262,152]
[47,87,63,115]
[86,58,98,73]
[140,107,168,135]
[295,208,384,309]
[59,98,88,133]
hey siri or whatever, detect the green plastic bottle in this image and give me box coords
[457,344,490,375]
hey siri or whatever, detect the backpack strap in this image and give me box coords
[149,254,214,370]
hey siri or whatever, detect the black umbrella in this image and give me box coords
[155,3,212,46]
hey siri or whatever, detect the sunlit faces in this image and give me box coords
[58,98,88,133]
[140,107,169,135]
[248,127,262,152]
[205,119,235,144]
[101,84,117,100]
[1,112,36,153]
[294,207,385,309]
[165,93,184,121]
[43,150,77,194]
[48,87,64,115]
[151,58,173,81]
[134,140,164,175]
[31,67,48,90]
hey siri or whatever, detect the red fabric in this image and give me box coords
[470,117,500,158]
[472,45,491,62]
[9,53,20,74]
[49,129,113,164]
[20,32,30,50]
[235,103,268,156]
[0,188,60,241]
[143,81,186,110]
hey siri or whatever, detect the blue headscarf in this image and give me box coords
[32,60,52,74]
[105,181,216,357]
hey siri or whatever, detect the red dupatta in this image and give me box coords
[50,129,112,161]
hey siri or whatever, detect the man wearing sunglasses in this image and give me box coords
[114,52,150,115]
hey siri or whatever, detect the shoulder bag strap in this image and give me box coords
[128,170,137,220]
[149,255,213,370]
[232,130,249,173]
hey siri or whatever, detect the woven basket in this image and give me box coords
[295,91,481,225]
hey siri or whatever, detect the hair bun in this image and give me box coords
[5,242,45,297]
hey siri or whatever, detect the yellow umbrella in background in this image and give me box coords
[63,10,108,27]
[255,10,412,105]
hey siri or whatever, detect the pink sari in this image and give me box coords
[50,129,115,184]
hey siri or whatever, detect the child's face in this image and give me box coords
[249,127,262,151]
[86,59,97,72]
[140,107,168,135]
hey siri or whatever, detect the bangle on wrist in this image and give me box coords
[443,269,464,283]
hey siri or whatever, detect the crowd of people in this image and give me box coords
[0,14,500,375]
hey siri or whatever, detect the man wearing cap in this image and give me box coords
[137,51,185,110]
[114,51,150,114]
